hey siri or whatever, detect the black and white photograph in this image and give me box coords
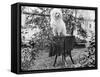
[20,5,97,71]
[0,0,100,76]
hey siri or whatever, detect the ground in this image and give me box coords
[28,48,88,70]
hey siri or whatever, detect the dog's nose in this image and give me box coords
[57,14,59,17]
[56,13,60,17]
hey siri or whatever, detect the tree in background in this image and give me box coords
[21,7,95,69]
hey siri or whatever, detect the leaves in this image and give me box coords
[21,7,95,70]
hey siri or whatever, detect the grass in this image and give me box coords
[26,48,88,70]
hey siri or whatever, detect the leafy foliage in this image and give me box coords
[21,7,95,70]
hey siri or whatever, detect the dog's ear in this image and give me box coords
[50,9,54,19]
[50,9,54,15]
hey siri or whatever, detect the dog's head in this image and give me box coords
[50,8,63,20]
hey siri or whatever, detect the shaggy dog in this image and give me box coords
[50,9,75,67]
[50,8,67,36]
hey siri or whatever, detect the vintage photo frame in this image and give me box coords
[11,2,98,74]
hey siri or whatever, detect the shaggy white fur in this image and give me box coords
[50,8,67,36]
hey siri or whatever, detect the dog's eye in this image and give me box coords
[55,13,59,16]
[56,13,59,15]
